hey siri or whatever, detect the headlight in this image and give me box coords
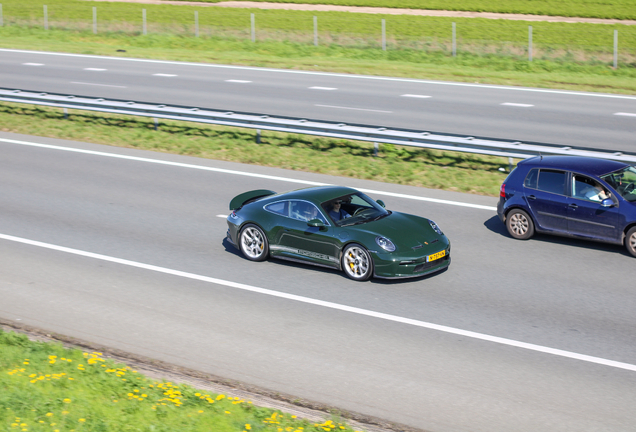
[375,236,396,252]
[429,220,443,235]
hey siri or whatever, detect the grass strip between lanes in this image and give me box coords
[0,103,512,196]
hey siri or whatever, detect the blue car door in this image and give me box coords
[567,174,621,242]
[524,169,569,232]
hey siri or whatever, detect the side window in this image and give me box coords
[537,169,566,195]
[264,201,288,217]
[524,168,538,189]
[289,201,326,223]
[572,175,610,202]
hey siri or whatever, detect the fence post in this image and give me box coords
[452,22,456,57]
[195,11,199,37]
[143,9,146,35]
[382,19,386,51]
[251,13,255,42]
[313,16,317,46]
[0,4,3,27]
[44,5,48,30]
[93,7,97,34]
[528,25,533,61]
[614,29,618,69]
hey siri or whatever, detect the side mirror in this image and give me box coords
[376,199,386,208]
[601,198,614,208]
[307,219,325,228]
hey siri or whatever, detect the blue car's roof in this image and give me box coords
[519,156,628,177]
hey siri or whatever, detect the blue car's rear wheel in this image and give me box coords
[626,226,636,257]
[240,224,269,262]
[506,209,534,240]
[342,244,373,281]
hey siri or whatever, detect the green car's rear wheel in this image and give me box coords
[240,224,269,262]
[342,243,373,281]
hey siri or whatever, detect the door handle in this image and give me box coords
[528,195,536,200]
[569,203,578,209]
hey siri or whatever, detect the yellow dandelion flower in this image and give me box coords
[245,425,252,430]
[46,413,53,417]
[62,411,69,415]
[198,410,204,413]
[78,419,86,423]
[225,411,231,415]
[63,399,71,403]
[216,394,226,401]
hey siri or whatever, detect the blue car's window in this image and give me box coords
[264,201,288,217]
[536,169,566,195]
[572,175,611,202]
[601,166,636,202]
[524,169,538,189]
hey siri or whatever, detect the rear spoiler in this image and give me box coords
[229,189,277,210]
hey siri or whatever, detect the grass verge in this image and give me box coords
[0,103,511,196]
[0,328,361,432]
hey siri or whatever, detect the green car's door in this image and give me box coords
[276,200,341,267]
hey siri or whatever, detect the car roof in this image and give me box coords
[519,156,628,176]
[275,185,359,203]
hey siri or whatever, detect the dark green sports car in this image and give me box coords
[226,186,450,281]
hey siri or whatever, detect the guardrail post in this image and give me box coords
[93,7,97,34]
[452,22,456,57]
[528,25,532,61]
[313,16,318,46]
[195,11,199,37]
[381,19,386,51]
[154,118,158,130]
[374,142,379,157]
[143,9,147,35]
[251,13,255,42]
[1,4,4,27]
[64,108,68,119]
[614,29,618,69]
[508,157,513,172]
[44,5,48,30]
[256,129,261,143]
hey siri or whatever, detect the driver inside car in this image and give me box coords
[328,200,351,221]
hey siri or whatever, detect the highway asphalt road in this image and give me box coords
[1,48,635,152]
[1,132,635,432]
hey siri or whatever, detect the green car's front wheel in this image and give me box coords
[342,244,373,281]
[240,224,269,262]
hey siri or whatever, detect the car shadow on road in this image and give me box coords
[482,215,630,257]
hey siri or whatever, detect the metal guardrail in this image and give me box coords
[1,88,635,164]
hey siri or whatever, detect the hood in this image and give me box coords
[350,212,444,248]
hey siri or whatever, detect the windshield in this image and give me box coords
[321,192,390,227]
[601,166,636,202]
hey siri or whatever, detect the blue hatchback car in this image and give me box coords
[497,155,636,257]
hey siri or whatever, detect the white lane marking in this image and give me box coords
[1,232,635,373]
[4,49,636,100]
[615,112,636,117]
[315,104,392,113]
[0,137,496,211]
[70,82,127,88]
[502,103,534,107]
[153,73,177,77]
[226,79,251,83]
[84,68,106,71]
[23,63,44,66]
[216,214,228,218]
[402,94,432,98]
[310,86,337,90]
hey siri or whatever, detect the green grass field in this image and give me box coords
[174,0,636,20]
[0,328,361,432]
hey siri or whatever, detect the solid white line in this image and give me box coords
[402,94,432,98]
[153,73,177,77]
[502,103,534,107]
[84,68,106,71]
[3,48,636,100]
[23,63,44,66]
[70,82,127,88]
[315,104,392,113]
[310,86,337,90]
[615,112,636,117]
[1,232,634,373]
[0,137,496,211]
[226,80,251,83]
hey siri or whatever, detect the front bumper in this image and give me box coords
[372,245,451,279]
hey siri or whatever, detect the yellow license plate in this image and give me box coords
[427,250,446,262]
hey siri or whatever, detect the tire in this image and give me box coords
[341,243,373,281]
[506,209,535,240]
[625,226,636,258]
[239,224,269,262]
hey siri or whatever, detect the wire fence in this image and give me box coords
[1,3,635,66]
